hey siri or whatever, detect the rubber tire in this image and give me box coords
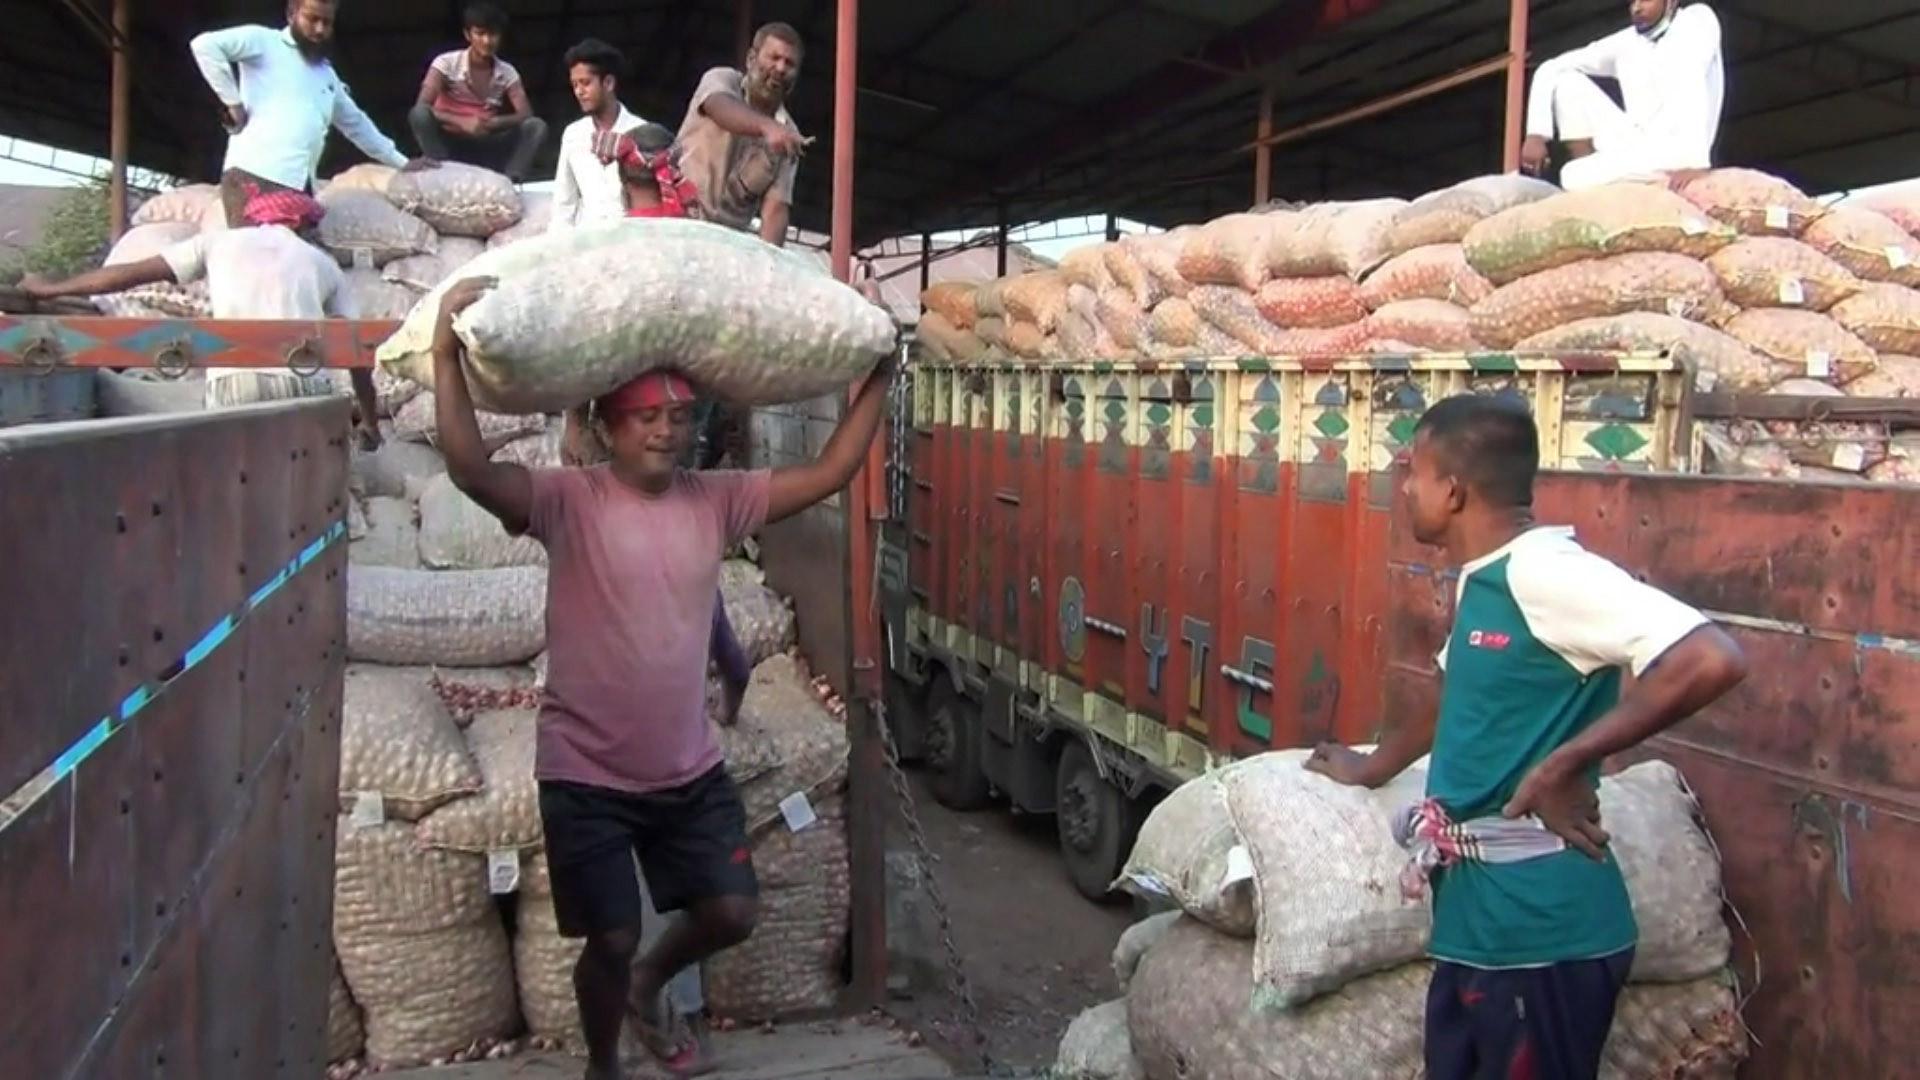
[928,682,992,811]
[883,672,929,764]
[1055,739,1145,903]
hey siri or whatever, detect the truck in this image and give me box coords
[873,347,1918,1076]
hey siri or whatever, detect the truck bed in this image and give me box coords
[377,1025,952,1080]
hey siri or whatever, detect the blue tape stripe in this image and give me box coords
[2,516,347,832]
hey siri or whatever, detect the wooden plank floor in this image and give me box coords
[376,1023,954,1080]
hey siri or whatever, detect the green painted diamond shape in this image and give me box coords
[1387,413,1419,446]
[1146,402,1171,426]
[1191,404,1215,428]
[1250,406,1281,434]
[1104,399,1127,424]
[1313,410,1350,438]
[1585,423,1649,460]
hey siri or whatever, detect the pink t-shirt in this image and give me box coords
[525,465,771,794]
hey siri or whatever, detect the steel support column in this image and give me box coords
[735,0,753,63]
[108,0,131,240]
[1105,212,1119,242]
[1502,0,1529,172]
[919,231,932,294]
[1254,83,1275,205]
[995,201,1009,277]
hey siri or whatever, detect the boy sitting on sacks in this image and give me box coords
[429,274,894,1079]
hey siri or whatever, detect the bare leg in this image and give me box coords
[1565,138,1597,160]
[628,896,758,1054]
[576,925,643,1080]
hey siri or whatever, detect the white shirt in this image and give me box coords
[551,106,646,230]
[190,25,408,190]
[161,226,356,385]
[1525,5,1725,170]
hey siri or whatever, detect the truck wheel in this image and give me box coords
[927,682,991,811]
[883,672,928,764]
[1055,739,1143,903]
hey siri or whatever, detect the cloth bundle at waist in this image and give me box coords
[1391,797,1567,900]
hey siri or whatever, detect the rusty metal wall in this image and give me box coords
[0,399,350,1079]
[1387,472,1920,1078]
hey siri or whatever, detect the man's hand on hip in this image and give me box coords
[223,104,250,134]
[1519,135,1551,177]
[1504,752,1610,860]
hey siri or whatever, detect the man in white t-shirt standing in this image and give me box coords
[551,39,647,230]
[676,22,808,248]
[190,0,435,228]
[19,192,380,443]
[1519,0,1725,191]
[409,2,547,181]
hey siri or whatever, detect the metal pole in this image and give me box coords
[995,201,1009,277]
[108,0,132,241]
[1105,212,1119,242]
[1502,0,1529,172]
[919,231,932,294]
[1254,83,1274,206]
[735,0,753,63]
[829,0,857,283]
[1240,55,1511,154]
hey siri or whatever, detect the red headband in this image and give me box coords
[598,371,697,415]
[242,186,325,229]
[616,138,700,218]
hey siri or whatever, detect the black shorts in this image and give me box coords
[538,765,758,939]
[1425,950,1633,1080]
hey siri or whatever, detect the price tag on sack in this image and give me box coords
[1834,443,1867,472]
[1695,368,1720,394]
[351,248,374,272]
[1680,217,1708,237]
[1806,350,1833,379]
[1765,204,1791,231]
[1222,844,1255,888]
[779,791,817,832]
[1888,246,1913,271]
[349,790,384,830]
[1778,276,1807,306]
[488,849,521,894]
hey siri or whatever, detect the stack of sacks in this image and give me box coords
[1054,752,1748,1080]
[314,162,523,320]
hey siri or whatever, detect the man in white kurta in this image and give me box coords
[1520,1,1725,191]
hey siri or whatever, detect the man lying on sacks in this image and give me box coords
[1519,0,1725,191]
[426,273,895,1078]
[1308,395,1746,1080]
[18,189,383,444]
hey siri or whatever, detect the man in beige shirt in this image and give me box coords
[676,22,808,248]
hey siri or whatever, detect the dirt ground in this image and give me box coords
[882,772,1136,1074]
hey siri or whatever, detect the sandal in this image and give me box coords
[631,994,714,1078]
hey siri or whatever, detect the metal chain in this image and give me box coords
[872,697,1001,1077]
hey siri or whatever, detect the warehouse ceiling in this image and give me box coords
[4,0,1916,245]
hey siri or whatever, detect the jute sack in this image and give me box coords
[96,222,211,319]
[1003,270,1071,332]
[1829,283,1920,355]
[1095,287,1150,352]
[1256,275,1370,329]
[921,280,980,329]
[1516,313,1781,392]
[1147,297,1202,349]
[917,311,986,362]
[1452,173,1561,212]
[1721,309,1878,387]
[327,164,399,198]
[1061,244,1117,292]
[1267,321,1371,357]
[1116,763,1258,937]
[720,557,765,590]
[1328,198,1410,278]
[387,161,523,238]
[1866,432,1920,483]
[333,822,516,1067]
[1801,206,1920,288]
[1469,252,1733,349]
[1463,184,1735,285]
[1379,186,1499,259]
[721,577,796,667]
[373,369,423,417]
[1128,919,1746,1080]
[1111,910,1181,989]
[721,655,851,833]
[1367,299,1480,351]
[94,369,205,416]
[340,664,483,820]
[1178,214,1282,291]
[1053,1000,1143,1080]
[1103,240,1162,309]
[1848,353,1920,398]
[1677,168,1825,237]
[347,496,422,569]
[347,267,423,320]
[1849,191,1920,235]
[514,854,586,1051]
[490,428,565,469]
[1006,320,1049,359]
[702,795,851,1019]
[1059,308,1121,360]
[484,191,553,249]
[1191,285,1285,353]
[346,565,546,666]
[381,253,451,293]
[1224,757,1732,1008]
[131,183,220,226]
[417,472,544,569]
[351,438,444,498]
[392,391,547,451]
[318,190,438,268]
[1127,919,1426,1080]
[1133,230,1194,300]
[1757,380,1884,475]
[379,219,894,415]
[1706,237,1862,312]
[1359,243,1495,309]
[328,952,366,1064]
[416,708,541,853]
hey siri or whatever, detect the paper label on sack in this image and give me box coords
[1664,296,1694,318]
[1765,205,1791,230]
[1680,217,1708,237]
[1779,276,1806,306]
[487,849,521,894]
[1222,844,1255,888]
[349,790,384,830]
[351,248,374,272]
[1695,368,1720,393]
[1834,443,1867,472]
[1889,246,1914,271]
[1806,350,1833,379]
[779,791,818,832]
